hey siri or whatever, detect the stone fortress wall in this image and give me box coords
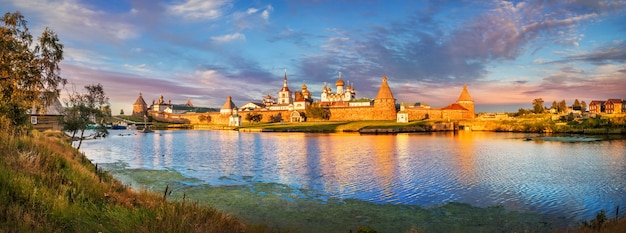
[132,73,475,124]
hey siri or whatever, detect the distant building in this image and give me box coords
[151,94,171,113]
[456,84,475,118]
[321,72,356,105]
[398,83,475,121]
[28,97,65,131]
[397,103,409,123]
[239,102,266,111]
[220,96,241,126]
[133,73,476,125]
[277,70,293,105]
[605,98,624,114]
[220,96,237,115]
[267,71,295,111]
[293,82,313,110]
[164,98,196,114]
[132,92,148,117]
[588,100,605,114]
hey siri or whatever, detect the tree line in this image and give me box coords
[517,98,587,116]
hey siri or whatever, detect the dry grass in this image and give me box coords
[0,123,271,232]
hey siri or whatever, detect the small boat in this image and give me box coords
[139,127,153,133]
[111,123,128,130]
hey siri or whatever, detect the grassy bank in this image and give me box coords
[0,128,271,232]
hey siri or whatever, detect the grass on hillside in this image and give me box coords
[0,125,273,232]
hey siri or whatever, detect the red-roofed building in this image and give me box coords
[588,100,605,113]
[605,99,624,114]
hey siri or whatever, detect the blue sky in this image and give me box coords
[4,0,626,113]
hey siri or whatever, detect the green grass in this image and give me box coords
[0,126,271,232]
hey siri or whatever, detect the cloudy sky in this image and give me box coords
[4,0,626,113]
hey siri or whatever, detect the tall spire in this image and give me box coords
[280,69,290,92]
[283,69,287,87]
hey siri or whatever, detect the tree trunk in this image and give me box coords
[77,129,85,150]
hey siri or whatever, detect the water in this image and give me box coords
[81,130,626,230]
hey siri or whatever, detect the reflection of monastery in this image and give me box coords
[132,71,474,126]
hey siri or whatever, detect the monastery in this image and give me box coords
[132,72,475,126]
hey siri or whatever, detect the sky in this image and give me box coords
[3,0,626,113]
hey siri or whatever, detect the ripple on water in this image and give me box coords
[80,131,626,229]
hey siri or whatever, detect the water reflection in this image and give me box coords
[80,130,626,226]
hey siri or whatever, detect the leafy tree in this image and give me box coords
[120,109,124,115]
[532,98,544,114]
[551,101,558,112]
[269,113,282,123]
[581,100,587,112]
[245,112,262,124]
[198,115,207,122]
[558,100,567,113]
[305,103,330,120]
[0,12,66,133]
[197,114,211,123]
[514,108,530,117]
[573,99,581,111]
[62,84,109,150]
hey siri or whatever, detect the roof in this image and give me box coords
[607,98,624,104]
[457,84,473,102]
[188,107,217,113]
[294,91,304,101]
[168,105,196,111]
[349,98,372,102]
[375,76,395,100]
[280,71,291,92]
[30,97,65,116]
[185,98,193,107]
[134,92,147,106]
[335,77,345,86]
[589,100,605,105]
[442,103,468,110]
[407,102,430,108]
[221,96,237,110]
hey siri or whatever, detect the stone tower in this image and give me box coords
[132,92,148,117]
[277,70,293,105]
[457,84,475,119]
[374,76,397,120]
[220,96,237,115]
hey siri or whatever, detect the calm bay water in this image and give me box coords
[81,130,626,229]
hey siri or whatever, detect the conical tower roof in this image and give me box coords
[221,96,237,110]
[457,84,473,102]
[134,92,147,106]
[185,98,193,107]
[375,76,395,100]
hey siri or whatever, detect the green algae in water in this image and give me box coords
[105,168,552,233]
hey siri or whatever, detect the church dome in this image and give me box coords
[335,77,345,86]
